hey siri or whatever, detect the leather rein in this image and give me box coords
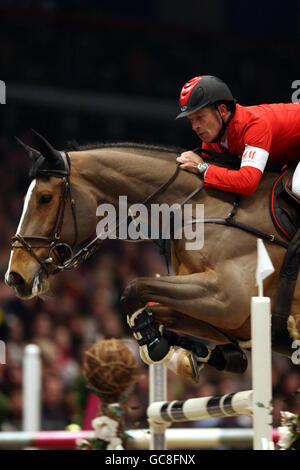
[11,150,288,278]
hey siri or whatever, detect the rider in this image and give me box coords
[176,75,300,197]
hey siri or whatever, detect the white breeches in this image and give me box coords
[292,162,300,197]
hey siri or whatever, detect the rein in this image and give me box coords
[56,163,190,272]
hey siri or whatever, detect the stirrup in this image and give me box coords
[187,352,204,383]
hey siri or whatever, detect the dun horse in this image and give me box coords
[5,132,300,381]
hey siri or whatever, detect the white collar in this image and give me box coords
[221,136,229,149]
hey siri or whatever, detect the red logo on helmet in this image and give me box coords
[180,76,203,107]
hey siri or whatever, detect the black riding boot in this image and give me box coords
[272,227,300,357]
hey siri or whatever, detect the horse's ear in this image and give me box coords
[14,136,41,161]
[30,129,63,166]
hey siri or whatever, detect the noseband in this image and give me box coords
[11,152,78,275]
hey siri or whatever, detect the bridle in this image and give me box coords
[10,151,200,276]
[11,152,79,275]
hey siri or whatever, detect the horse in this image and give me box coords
[5,132,300,382]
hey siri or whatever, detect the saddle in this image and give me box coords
[270,166,300,240]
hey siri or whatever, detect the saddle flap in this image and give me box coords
[270,168,300,241]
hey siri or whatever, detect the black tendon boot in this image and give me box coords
[127,308,174,364]
[207,343,248,373]
[164,331,248,374]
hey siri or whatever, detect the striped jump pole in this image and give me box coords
[148,390,253,427]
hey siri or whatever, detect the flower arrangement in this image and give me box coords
[277,411,300,450]
[77,338,140,451]
[91,415,123,450]
[256,389,300,450]
[76,402,127,450]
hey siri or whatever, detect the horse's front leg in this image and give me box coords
[121,272,248,371]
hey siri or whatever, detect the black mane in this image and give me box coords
[66,140,282,173]
[66,140,241,170]
[67,140,184,155]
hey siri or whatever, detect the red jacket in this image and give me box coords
[202,102,300,195]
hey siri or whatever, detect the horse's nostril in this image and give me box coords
[8,271,25,287]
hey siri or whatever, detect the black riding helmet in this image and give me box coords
[176,75,237,142]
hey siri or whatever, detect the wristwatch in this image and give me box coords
[197,162,210,177]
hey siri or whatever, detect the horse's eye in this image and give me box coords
[39,194,53,204]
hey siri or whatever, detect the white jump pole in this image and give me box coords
[251,297,273,450]
[251,240,274,450]
[149,364,167,450]
[22,344,41,432]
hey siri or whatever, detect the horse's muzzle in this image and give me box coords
[5,268,48,299]
[5,271,25,289]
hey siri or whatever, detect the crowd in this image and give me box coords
[0,132,299,444]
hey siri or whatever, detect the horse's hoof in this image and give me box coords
[166,348,205,383]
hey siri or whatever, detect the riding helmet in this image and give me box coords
[176,75,236,119]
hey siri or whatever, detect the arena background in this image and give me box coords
[0,1,299,442]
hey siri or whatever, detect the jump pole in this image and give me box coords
[251,297,273,450]
[149,364,167,450]
[251,239,274,450]
[148,294,167,451]
[22,344,41,432]
[0,428,279,450]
